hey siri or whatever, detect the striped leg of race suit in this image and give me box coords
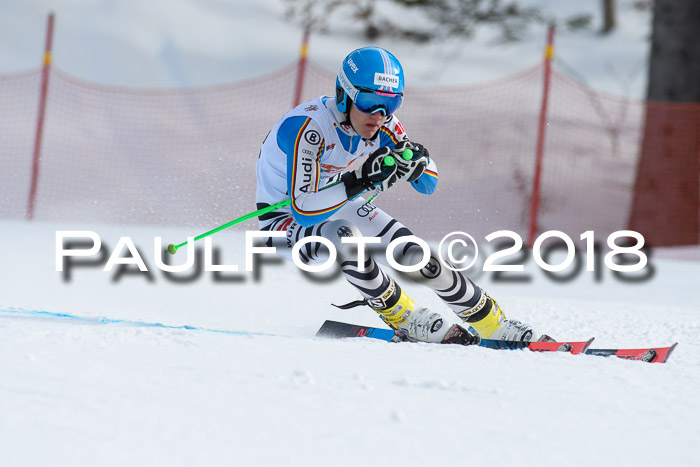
[286,217,393,300]
[257,201,393,300]
[371,216,493,322]
[258,197,492,321]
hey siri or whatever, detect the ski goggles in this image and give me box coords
[353,88,404,116]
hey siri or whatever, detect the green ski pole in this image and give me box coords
[166,199,290,254]
[166,150,406,254]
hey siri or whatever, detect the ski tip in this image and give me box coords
[662,342,679,363]
[314,319,395,342]
[315,319,337,338]
[581,337,595,354]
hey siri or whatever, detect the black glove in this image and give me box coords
[342,146,399,199]
[393,141,429,183]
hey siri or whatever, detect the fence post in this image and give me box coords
[292,27,310,108]
[528,24,555,248]
[27,12,55,220]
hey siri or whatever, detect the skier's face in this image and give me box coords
[349,104,388,139]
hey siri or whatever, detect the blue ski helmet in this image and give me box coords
[336,47,404,116]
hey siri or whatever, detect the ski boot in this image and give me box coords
[371,279,480,345]
[458,290,535,342]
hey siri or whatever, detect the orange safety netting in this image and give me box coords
[1,61,698,246]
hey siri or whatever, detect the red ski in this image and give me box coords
[519,339,594,355]
[476,336,594,354]
[316,320,678,363]
[585,343,678,363]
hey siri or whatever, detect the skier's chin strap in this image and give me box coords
[342,102,382,142]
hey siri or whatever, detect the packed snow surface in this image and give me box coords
[1,220,698,467]
[0,2,696,466]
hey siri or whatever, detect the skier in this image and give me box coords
[256,46,537,345]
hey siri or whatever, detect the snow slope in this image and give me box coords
[1,220,698,467]
[1,1,696,466]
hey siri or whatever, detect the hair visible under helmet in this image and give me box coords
[335,47,404,117]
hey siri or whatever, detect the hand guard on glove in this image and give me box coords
[393,141,429,183]
[342,146,399,199]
